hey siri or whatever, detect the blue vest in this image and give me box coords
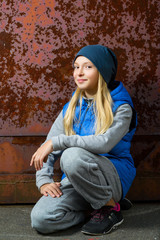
[62,81,137,199]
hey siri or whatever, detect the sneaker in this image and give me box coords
[81,203,123,235]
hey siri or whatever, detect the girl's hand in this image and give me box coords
[30,140,53,170]
[40,182,62,198]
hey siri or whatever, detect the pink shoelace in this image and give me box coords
[90,203,120,222]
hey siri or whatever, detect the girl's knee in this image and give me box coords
[31,203,67,234]
[60,147,85,176]
[31,207,52,234]
[61,147,84,160]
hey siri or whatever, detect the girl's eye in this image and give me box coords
[74,66,79,69]
[85,65,92,68]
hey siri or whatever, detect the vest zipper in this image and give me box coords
[79,100,93,135]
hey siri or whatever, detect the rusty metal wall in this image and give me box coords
[0,0,159,203]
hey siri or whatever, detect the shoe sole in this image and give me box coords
[81,219,124,236]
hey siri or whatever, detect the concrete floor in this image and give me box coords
[0,202,159,240]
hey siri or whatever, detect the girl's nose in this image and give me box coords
[78,67,84,76]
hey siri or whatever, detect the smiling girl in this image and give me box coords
[30,45,137,235]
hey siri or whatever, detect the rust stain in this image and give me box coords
[15,0,55,42]
[0,142,24,173]
[12,136,45,145]
[28,123,50,134]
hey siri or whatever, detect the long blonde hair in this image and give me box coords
[64,73,113,136]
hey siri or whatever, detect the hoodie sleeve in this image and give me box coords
[51,104,132,154]
[36,110,64,189]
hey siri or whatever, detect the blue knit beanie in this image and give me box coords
[74,44,117,85]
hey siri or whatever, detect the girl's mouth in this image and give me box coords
[77,79,87,83]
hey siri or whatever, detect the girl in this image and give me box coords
[30,44,137,235]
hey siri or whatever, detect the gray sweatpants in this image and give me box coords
[31,147,122,234]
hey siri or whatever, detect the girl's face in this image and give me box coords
[73,56,99,98]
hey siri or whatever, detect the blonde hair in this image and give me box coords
[64,73,113,136]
